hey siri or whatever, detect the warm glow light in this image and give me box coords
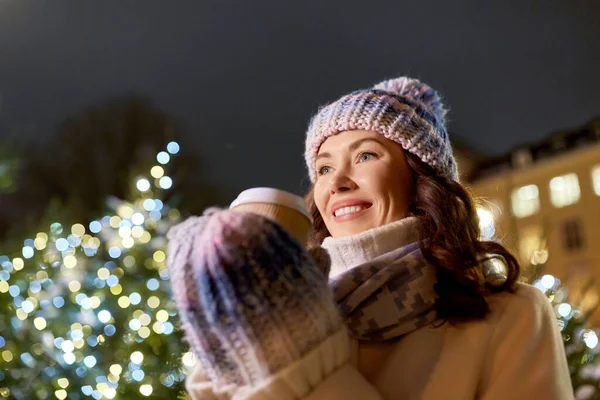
[61,340,74,353]
[109,216,121,228]
[109,364,123,375]
[150,166,165,178]
[153,251,165,263]
[136,178,151,192]
[122,237,135,248]
[182,351,196,367]
[156,310,169,322]
[71,224,86,237]
[68,281,81,292]
[140,384,153,396]
[12,258,24,271]
[55,390,68,400]
[130,351,144,364]
[584,330,599,349]
[97,268,110,280]
[118,296,131,308]
[34,317,47,330]
[63,255,77,268]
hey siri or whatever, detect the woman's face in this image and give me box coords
[313,130,414,238]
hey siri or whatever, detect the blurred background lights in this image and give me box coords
[118,226,131,238]
[132,369,145,381]
[109,364,122,375]
[166,141,180,154]
[21,300,34,313]
[53,296,65,308]
[108,247,122,259]
[476,207,495,239]
[584,330,599,349]
[158,176,172,189]
[83,355,97,368]
[71,223,86,236]
[0,145,186,397]
[557,303,572,318]
[12,258,24,270]
[98,310,112,323]
[182,351,196,368]
[50,222,63,235]
[142,199,155,211]
[122,236,135,248]
[156,151,170,164]
[153,251,165,263]
[129,292,141,305]
[131,212,145,225]
[63,353,76,365]
[130,351,143,364]
[104,324,116,336]
[541,274,556,290]
[146,279,159,291]
[162,322,174,334]
[34,317,47,330]
[61,340,74,353]
[139,384,153,396]
[55,238,69,252]
[136,178,151,192]
[89,221,102,233]
[22,246,34,259]
[129,319,141,331]
[63,255,77,268]
[150,166,164,178]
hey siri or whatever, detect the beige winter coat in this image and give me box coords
[185,283,573,399]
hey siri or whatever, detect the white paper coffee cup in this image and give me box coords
[230,187,312,246]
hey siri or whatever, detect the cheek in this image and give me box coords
[364,167,412,205]
[313,181,329,216]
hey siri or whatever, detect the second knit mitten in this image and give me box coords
[167,209,346,395]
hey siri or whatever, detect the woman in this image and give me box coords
[168,77,573,399]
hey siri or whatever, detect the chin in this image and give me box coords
[331,221,376,238]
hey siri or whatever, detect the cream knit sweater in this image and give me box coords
[185,219,573,399]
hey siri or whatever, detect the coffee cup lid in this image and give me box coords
[230,187,313,223]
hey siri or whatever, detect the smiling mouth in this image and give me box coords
[333,203,372,220]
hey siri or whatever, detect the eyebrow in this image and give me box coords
[315,137,383,163]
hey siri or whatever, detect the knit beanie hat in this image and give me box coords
[304,76,458,182]
[167,209,344,389]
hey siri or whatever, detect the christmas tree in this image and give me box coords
[531,273,600,400]
[0,142,196,399]
[477,204,600,399]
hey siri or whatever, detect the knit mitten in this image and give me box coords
[167,209,345,393]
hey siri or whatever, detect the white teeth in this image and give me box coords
[334,206,366,217]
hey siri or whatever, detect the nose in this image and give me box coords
[329,170,357,195]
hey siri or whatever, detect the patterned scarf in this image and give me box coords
[323,218,438,341]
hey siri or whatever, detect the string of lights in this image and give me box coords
[0,142,195,399]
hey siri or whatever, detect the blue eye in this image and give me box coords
[359,152,376,162]
[318,166,332,175]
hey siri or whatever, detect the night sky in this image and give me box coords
[1,0,599,199]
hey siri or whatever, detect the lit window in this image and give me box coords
[549,173,580,208]
[511,184,540,218]
[562,218,585,252]
[592,165,600,196]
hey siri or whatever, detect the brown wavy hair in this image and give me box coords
[305,151,521,324]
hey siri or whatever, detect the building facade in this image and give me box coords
[466,116,600,321]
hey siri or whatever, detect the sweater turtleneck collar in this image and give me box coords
[321,216,421,279]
